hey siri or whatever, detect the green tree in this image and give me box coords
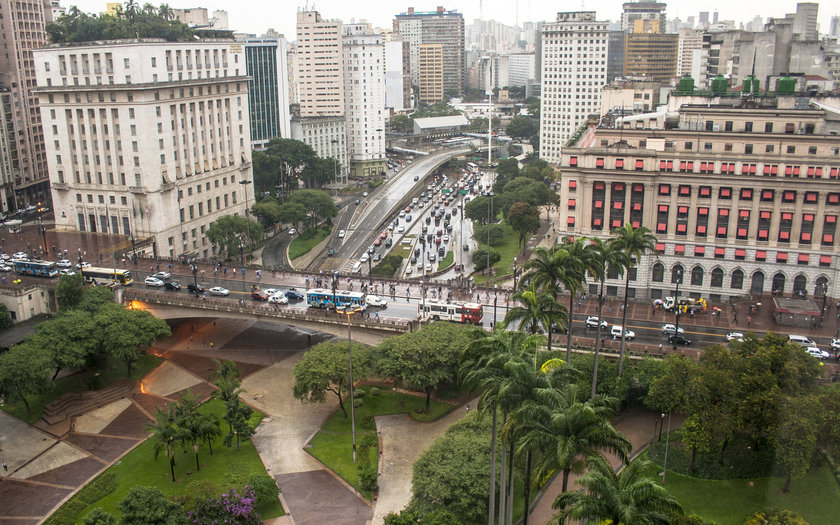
[493,158,520,192]
[47,3,194,44]
[0,303,11,330]
[206,214,263,260]
[277,201,308,232]
[0,345,51,414]
[743,508,809,525]
[472,224,505,246]
[250,198,283,229]
[505,115,538,141]
[209,358,241,383]
[82,508,117,525]
[55,273,84,310]
[287,189,338,231]
[501,177,555,208]
[504,286,567,355]
[26,309,96,379]
[472,246,500,272]
[389,113,413,133]
[147,405,186,482]
[252,150,280,196]
[118,486,187,525]
[506,202,540,248]
[95,305,171,376]
[775,394,820,493]
[611,224,657,376]
[526,98,540,118]
[223,398,254,450]
[76,285,115,313]
[292,340,371,417]
[464,195,493,224]
[553,456,682,524]
[193,411,222,456]
[376,322,480,413]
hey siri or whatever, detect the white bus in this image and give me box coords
[419,301,484,324]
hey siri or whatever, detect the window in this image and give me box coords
[755,251,766,262]
[694,246,705,257]
[724,121,733,132]
[731,270,744,289]
[691,266,704,286]
[765,122,773,133]
[744,122,753,132]
[745,144,753,155]
[651,263,664,283]
[766,144,775,153]
[809,146,817,155]
[711,268,724,287]
[672,265,684,284]
[699,186,711,198]
[783,191,797,203]
[787,145,795,154]
[761,189,774,202]
[740,189,753,200]
[719,187,732,199]
[658,184,670,196]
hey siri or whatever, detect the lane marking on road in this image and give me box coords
[569,318,730,340]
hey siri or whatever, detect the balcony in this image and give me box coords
[52,182,68,190]
[160,181,175,192]
[128,186,146,194]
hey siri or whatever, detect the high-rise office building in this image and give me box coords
[0,0,51,209]
[621,1,667,33]
[385,40,408,111]
[787,2,819,40]
[241,36,291,149]
[625,31,679,83]
[394,6,465,97]
[678,29,704,79]
[830,16,840,38]
[295,10,344,118]
[343,23,386,179]
[417,43,444,104]
[0,90,18,211]
[607,31,627,82]
[34,40,253,259]
[539,11,609,164]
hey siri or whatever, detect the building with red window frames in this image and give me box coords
[558,90,840,303]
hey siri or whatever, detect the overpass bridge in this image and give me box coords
[120,289,415,345]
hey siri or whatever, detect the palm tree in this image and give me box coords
[520,246,566,295]
[193,411,221,457]
[553,456,683,525]
[585,238,629,399]
[557,238,590,364]
[504,285,568,357]
[209,358,240,383]
[611,224,657,377]
[147,406,187,482]
[515,383,630,493]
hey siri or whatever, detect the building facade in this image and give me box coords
[539,11,609,164]
[0,89,18,211]
[558,92,840,302]
[384,39,408,111]
[33,40,253,259]
[343,24,386,179]
[624,32,678,83]
[0,0,51,210]
[621,1,667,33]
[290,115,348,185]
[677,29,703,78]
[295,11,344,118]
[394,6,465,96]
[241,37,291,149]
[418,43,444,104]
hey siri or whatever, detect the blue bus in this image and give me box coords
[306,288,366,310]
[13,259,59,278]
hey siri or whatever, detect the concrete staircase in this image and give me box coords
[41,381,134,426]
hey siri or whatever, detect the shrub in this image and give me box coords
[743,508,809,525]
[172,480,222,511]
[361,414,376,429]
[358,464,378,491]
[45,472,117,525]
[82,508,117,525]
[246,473,280,506]
[361,433,378,450]
[353,398,364,408]
[370,386,380,397]
[188,487,261,525]
[224,463,251,489]
[354,388,366,398]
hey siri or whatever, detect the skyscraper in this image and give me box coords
[295,11,344,117]
[539,11,608,164]
[621,1,667,33]
[625,31,679,83]
[394,6,465,97]
[418,43,444,104]
[241,36,291,149]
[787,2,819,40]
[0,0,51,209]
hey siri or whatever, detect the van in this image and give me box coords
[788,335,816,347]
[610,325,635,340]
[352,261,362,274]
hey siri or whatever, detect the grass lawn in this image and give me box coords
[73,399,283,521]
[392,243,413,259]
[474,222,520,284]
[2,353,162,424]
[289,225,332,260]
[437,250,454,271]
[307,388,454,499]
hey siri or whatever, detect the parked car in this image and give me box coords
[806,347,830,359]
[145,276,164,287]
[56,259,72,268]
[610,325,635,340]
[365,295,388,307]
[209,286,230,296]
[269,293,289,305]
[360,253,369,263]
[187,283,205,294]
[585,316,608,330]
[661,324,685,336]
[669,333,692,346]
[164,281,181,291]
[58,269,75,276]
[373,253,381,262]
[338,230,346,238]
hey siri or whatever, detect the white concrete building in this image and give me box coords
[343,23,386,178]
[290,116,348,185]
[296,10,345,118]
[539,11,609,164]
[384,40,407,111]
[508,53,536,87]
[33,40,253,259]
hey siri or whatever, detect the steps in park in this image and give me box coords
[41,381,134,426]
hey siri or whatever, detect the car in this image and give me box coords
[187,283,205,294]
[726,332,744,342]
[338,230,346,238]
[610,325,635,340]
[327,248,335,256]
[463,244,469,251]
[355,199,361,205]
[384,238,392,247]
[380,231,388,239]
[360,253,369,263]
[145,276,164,287]
[831,339,840,351]
[289,228,297,236]
[388,224,395,231]
[251,290,269,301]
[368,245,376,254]
[209,286,230,296]
[152,271,171,280]
[414,175,419,181]
[428,252,437,261]
[164,281,181,291]
[454,263,462,272]
[661,324,685,336]
[59,268,75,276]
[405,265,413,274]
[373,253,381,262]
[374,239,382,246]
[405,214,412,222]
[56,259,72,268]
[285,288,304,300]
[76,261,91,269]
[806,347,830,359]
[585,316,608,330]
[12,251,27,259]
[418,201,424,208]
[366,295,388,307]
[0,264,11,272]
[363,192,369,197]
[399,210,406,218]
[668,333,692,346]
[788,335,816,347]
[397,225,405,233]
[442,235,449,243]
[269,293,289,305]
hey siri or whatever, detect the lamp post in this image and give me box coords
[368,255,373,286]
[130,233,137,261]
[493,284,498,330]
[661,409,672,482]
[672,268,683,349]
[191,262,199,297]
[331,139,340,187]
[341,306,363,463]
[819,282,829,327]
[485,191,494,273]
[37,203,47,255]
[421,280,426,315]
[513,256,518,291]
[239,239,245,267]
[659,412,665,442]
[239,179,253,260]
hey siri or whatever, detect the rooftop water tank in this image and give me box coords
[711,75,728,94]
[777,76,796,94]
[678,75,695,93]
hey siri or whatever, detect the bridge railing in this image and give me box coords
[123,289,413,333]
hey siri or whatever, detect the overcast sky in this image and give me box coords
[64,1,837,41]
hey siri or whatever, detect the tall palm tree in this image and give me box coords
[585,238,629,399]
[553,456,683,525]
[209,358,240,383]
[147,406,187,482]
[611,224,657,377]
[504,285,568,357]
[193,411,221,457]
[520,246,566,295]
[557,238,590,364]
[515,383,630,493]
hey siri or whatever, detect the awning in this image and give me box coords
[569,180,577,189]
[820,255,832,265]
[782,212,793,221]
[739,210,750,218]
[760,211,771,219]
[695,246,705,256]
[735,249,746,257]
[675,245,685,254]
[798,254,809,264]
[777,252,788,262]
[715,247,725,256]
[756,251,766,259]
[737,228,747,237]
[827,215,836,224]
[568,199,576,208]
[569,157,578,166]
[567,216,576,225]
[658,204,669,213]
[655,243,665,252]
[719,208,729,217]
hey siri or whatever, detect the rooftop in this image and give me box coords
[414,115,470,129]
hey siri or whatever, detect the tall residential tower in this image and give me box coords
[394,6,465,97]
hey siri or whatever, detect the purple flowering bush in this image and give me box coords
[188,487,262,525]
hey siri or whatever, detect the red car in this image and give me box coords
[251,290,269,301]
[380,231,388,239]
[374,238,382,246]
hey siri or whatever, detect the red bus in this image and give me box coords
[420,301,483,324]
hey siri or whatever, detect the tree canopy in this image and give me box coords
[506,202,540,247]
[46,3,195,43]
[285,189,338,231]
[292,340,371,418]
[206,215,263,261]
[505,115,539,141]
[254,138,338,193]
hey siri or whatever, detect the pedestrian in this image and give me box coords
[223,266,227,276]
[747,315,752,327]
[241,267,245,277]
[2,461,7,472]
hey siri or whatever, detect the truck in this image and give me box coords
[663,296,707,313]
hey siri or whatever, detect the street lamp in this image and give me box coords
[484,191,495,274]
[819,282,829,327]
[368,255,373,286]
[672,268,683,349]
[239,238,245,267]
[130,233,137,261]
[513,256,518,291]
[493,284,498,330]
[421,280,426,315]
[37,203,47,255]
[239,179,253,260]
[340,306,364,463]
[662,409,672,482]
[191,262,199,297]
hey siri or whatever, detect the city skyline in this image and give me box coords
[62,1,837,41]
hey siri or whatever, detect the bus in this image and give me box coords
[466,162,479,174]
[420,301,483,324]
[306,288,367,310]
[13,259,58,278]
[80,266,134,286]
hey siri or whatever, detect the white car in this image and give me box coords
[831,339,840,351]
[610,325,635,340]
[806,347,830,359]
[585,316,609,330]
[661,324,685,336]
[365,295,388,307]
[59,269,76,276]
[268,293,289,305]
[209,286,230,296]
[360,253,369,263]
[405,265,413,274]
[76,261,91,269]
[425,263,432,271]
[363,192,369,197]
[289,228,297,236]
[56,259,72,268]
[12,252,27,259]
[0,264,12,272]
[145,276,164,287]
[262,288,279,296]
[152,271,171,280]
[726,332,744,342]
[397,225,405,233]
[338,230,346,238]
